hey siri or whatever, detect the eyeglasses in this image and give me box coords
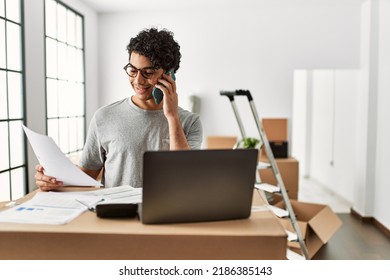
[123,63,157,79]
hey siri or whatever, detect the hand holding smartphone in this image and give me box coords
[152,69,176,104]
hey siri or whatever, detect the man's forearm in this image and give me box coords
[168,117,190,150]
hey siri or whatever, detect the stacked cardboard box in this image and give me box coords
[259,118,298,203]
[258,156,299,203]
[207,136,237,149]
[260,118,342,258]
[262,118,288,158]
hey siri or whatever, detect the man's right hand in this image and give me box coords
[35,164,63,191]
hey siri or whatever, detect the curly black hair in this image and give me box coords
[126,28,181,73]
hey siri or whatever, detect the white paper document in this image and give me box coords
[0,186,141,225]
[0,192,98,225]
[22,125,102,187]
[69,185,143,205]
[93,185,142,204]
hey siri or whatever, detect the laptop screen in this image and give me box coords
[141,149,258,224]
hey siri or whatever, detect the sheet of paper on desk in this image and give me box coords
[0,192,102,225]
[22,125,102,187]
[68,185,143,204]
[93,185,142,203]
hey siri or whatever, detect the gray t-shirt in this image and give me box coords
[79,97,203,188]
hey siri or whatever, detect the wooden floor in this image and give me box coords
[312,213,390,260]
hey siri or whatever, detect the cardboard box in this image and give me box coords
[258,156,299,203]
[262,118,289,158]
[275,199,343,259]
[262,118,288,141]
[207,136,237,149]
[0,188,287,260]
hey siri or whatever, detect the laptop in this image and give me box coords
[139,149,258,224]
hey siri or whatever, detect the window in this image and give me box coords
[44,0,85,161]
[0,0,26,201]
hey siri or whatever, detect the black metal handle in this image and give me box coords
[220,90,253,101]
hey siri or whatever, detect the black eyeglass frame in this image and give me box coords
[123,63,158,79]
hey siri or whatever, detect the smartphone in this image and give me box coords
[152,69,176,104]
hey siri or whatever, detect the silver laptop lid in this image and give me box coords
[141,149,258,224]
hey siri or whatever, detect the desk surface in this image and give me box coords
[0,188,287,260]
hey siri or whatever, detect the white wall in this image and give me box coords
[293,69,358,205]
[97,4,361,146]
[353,0,390,230]
[291,70,309,176]
[332,71,359,201]
[373,0,390,229]
[292,0,390,229]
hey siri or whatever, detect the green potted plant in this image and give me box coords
[234,137,262,149]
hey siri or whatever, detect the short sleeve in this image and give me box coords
[79,114,106,170]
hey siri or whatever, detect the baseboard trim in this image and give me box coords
[350,208,390,239]
[350,208,372,223]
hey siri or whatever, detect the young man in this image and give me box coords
[35,27,203,190]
